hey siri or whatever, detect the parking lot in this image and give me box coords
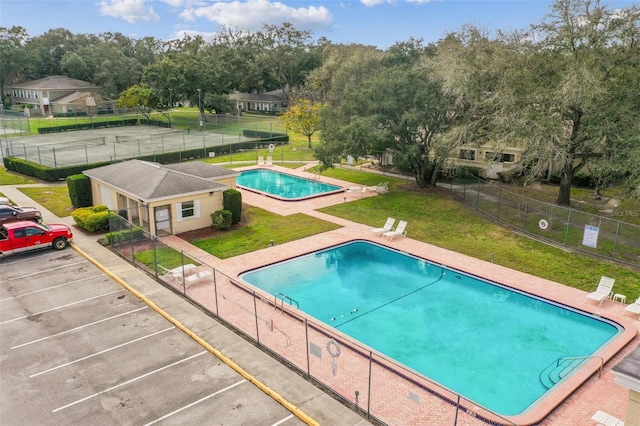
[0,248,306,425]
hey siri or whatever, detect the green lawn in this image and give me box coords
[18,186,73,218]
[191,207,341,259]
[315,168,640,300]
[0,167,36,185]
[4,136,638,301]
[134,247,199,270]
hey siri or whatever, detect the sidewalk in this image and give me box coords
[0,184,372,426]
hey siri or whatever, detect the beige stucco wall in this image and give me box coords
[88,179,226,235]
[626,389,640,426]
[167,192,224,234]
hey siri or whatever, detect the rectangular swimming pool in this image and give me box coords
[236,168,343,200]
[239,240,623,416]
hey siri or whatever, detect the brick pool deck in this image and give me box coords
[162,164,639,425]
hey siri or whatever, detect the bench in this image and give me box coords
[158,264,197,286]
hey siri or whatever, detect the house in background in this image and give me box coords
[83,160,239,236]
[229,87,289,114]
[6,76,115,116]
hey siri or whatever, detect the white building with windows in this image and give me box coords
[83,160,239,236]
[6,76,114,116]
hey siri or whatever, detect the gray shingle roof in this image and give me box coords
[612,343,640,381]
[83,160,228,201]
[163,161,240,179]
[9,76,96,90]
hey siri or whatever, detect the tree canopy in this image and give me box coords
[2,1,639,201]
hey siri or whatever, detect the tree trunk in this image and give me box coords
[307,134,312,149]
[556,162,574,206]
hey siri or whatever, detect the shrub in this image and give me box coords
[211,209,233,230]
[105,228,146,245]
[223,189,242,224]
[67,174,93,208]
[72,205,110,232]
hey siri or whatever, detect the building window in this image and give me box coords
[459,149,476,161]
[485,152,516,163]
[181,201,195,218]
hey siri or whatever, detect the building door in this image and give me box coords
[154,205,171,236]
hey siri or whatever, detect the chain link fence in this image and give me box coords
[0,112,288,167]
[107,212,516,426]
[450,172,640,268]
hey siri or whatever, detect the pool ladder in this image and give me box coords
[538,355,603,389]
[275,292,299,312]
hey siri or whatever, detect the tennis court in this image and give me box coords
[0,125,267,168]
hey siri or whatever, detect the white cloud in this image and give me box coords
[360,0,389,6]
[170,29,219,42]
[99,0,160,23]
[360,0,437,6]
[180,0,332,32]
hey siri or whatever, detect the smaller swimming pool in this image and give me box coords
[237,169,343,200]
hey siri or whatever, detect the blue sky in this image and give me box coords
[1,0,635,48]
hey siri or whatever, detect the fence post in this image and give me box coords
[612,221,620,260]
[213,269,219,316]
[153,237,159,278]
[52,147,57,168]
[497,188,503,220]
[253,293,260,344]
[305,319,310,376]
[564,209,572,246]
[367,351,373,418]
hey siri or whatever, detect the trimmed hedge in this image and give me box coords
[67,174,93,208]
[3,157,112,181]
[38,118,138,133]
[72,205,110,233]
[105,228,146,245]
[223,189,242,224]
[242,129,288,141]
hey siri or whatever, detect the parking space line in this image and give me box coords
[5,260,89,280]
[0,289,124,325]
[11,306,149,350]
[272,415,295,426]
[1,275,104,302]
[29,327,174,377]
[52,351,207,413]
[73,244,320,426]
[143,379,247,426]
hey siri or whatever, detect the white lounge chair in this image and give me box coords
[384,220,407,241]
[266,156,273,166]
[591,410,625,426]
[370,217,395,236]
[624,296,640,318]
[258,155,264,165]
[585,276,615,307]
[367,182,389,193]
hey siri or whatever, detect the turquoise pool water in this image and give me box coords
[239,241,622,416]
[237,169,342,200]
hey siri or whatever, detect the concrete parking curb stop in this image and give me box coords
[71,242,320,426]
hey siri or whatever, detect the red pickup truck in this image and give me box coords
[0,221,73,257]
